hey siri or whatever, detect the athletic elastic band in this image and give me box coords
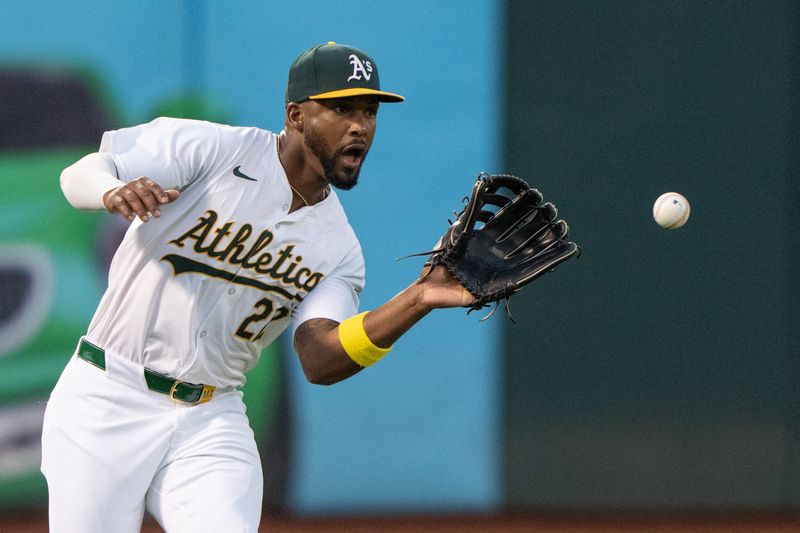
[338,312,392,367]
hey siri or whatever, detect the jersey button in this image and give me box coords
[282,204,289,211]
[199,331,207,338]
[228,288,236,295]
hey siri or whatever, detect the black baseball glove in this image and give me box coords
[423,172,579,320]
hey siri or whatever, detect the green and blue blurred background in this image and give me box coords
[0,0,799,528]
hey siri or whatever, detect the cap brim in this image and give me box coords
[309,87,404,102]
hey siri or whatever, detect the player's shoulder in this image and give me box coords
[317,190,352,225]
[144,116,273,143]
[319,191,362,247]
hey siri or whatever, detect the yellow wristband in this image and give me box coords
[338,311,392,367]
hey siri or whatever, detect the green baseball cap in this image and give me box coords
[285,42,404,105]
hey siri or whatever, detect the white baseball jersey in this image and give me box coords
[86,117,364,389]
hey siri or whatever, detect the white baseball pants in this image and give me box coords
[41,355,263,533]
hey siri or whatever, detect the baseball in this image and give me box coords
[653,192,690,229]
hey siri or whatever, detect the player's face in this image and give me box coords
[302,96,379,190]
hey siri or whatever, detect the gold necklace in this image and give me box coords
[290,184,310,206]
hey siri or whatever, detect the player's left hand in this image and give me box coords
[415,264,474,309]
[419,173,579,319]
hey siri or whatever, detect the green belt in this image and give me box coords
[77,339,216,405]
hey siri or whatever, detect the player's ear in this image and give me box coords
[285,102,304,132]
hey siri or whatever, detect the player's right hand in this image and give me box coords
[103,177,180,222]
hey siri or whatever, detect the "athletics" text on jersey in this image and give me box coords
[167,209,324,293]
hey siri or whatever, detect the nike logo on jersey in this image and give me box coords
[232,166,257,181]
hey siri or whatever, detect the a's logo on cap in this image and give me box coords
[347,54,373,82]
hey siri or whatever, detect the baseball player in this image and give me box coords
[42,42,471,532]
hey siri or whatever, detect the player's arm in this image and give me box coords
[294,265,471,385]
[60,152,179,222]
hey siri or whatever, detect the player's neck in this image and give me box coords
[277,131,330,209]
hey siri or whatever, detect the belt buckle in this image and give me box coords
[198,384,216,404]
[168,380,216,406]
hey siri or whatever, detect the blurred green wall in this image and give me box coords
[503,0,800,510]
